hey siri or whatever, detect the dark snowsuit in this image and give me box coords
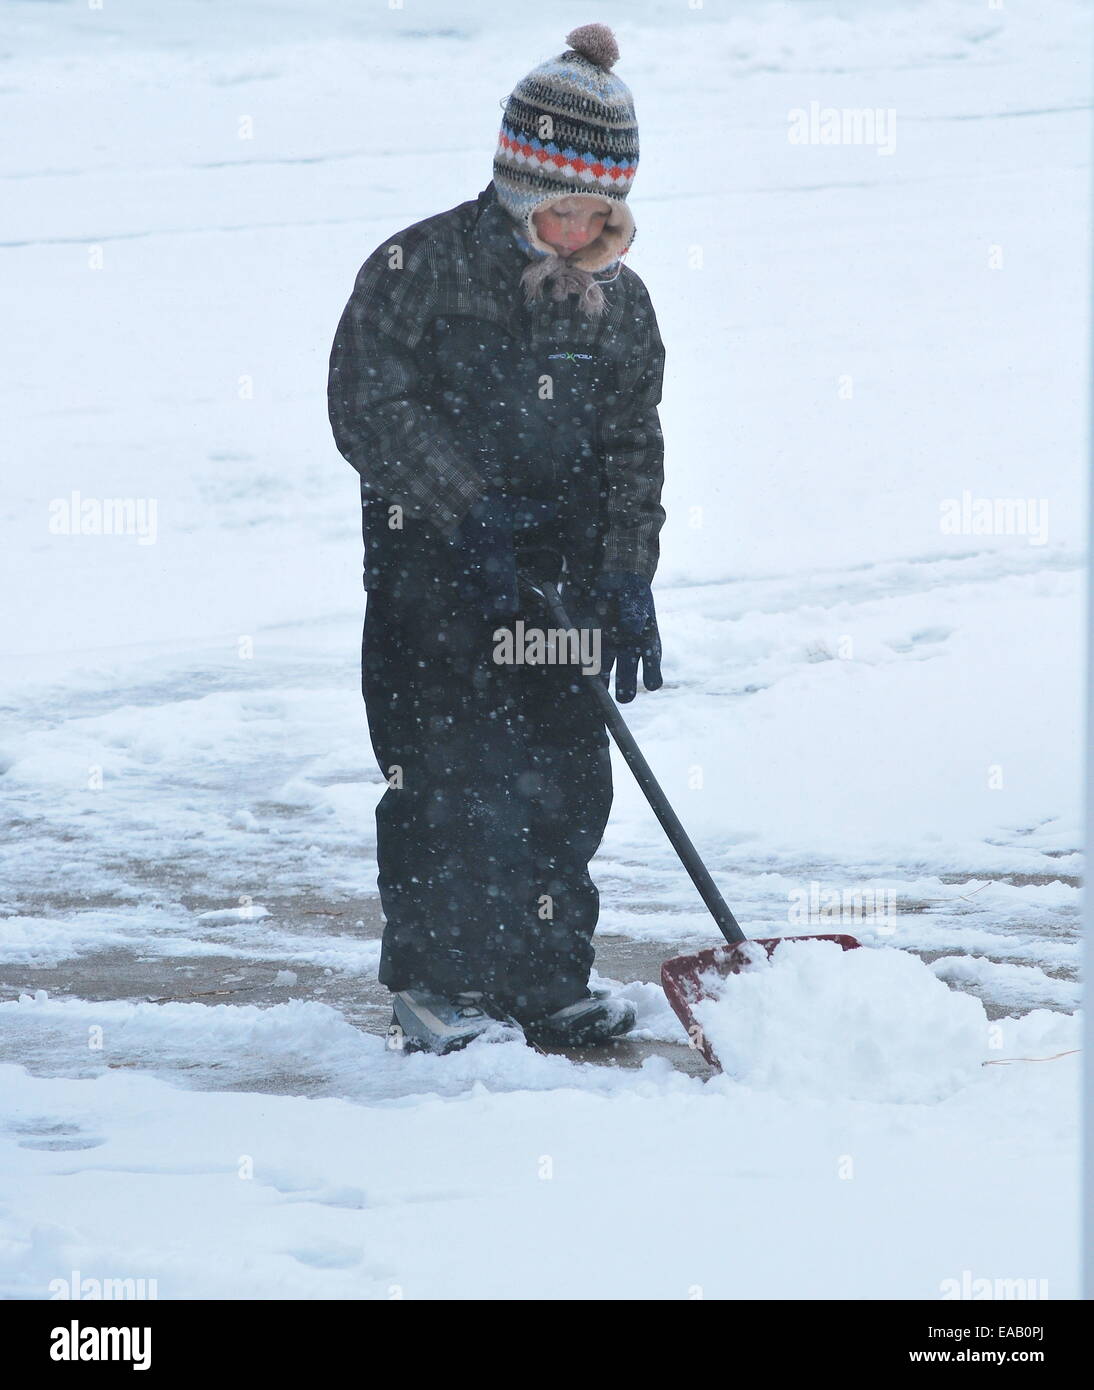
[328,182,665,1016]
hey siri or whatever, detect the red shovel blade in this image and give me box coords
[661,934,862,1069]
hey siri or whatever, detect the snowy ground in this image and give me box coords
[0,0,1086,1298]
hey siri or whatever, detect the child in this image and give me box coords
[328,24,666,1054]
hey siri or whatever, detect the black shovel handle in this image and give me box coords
[519,574,747,947]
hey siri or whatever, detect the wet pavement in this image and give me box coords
[0,891,713,1082]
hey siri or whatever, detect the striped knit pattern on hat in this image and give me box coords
[493,25,639,275]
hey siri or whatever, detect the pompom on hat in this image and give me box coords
[492,24,639,275]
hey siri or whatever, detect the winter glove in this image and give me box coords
[573,571,663,703]
[449,493,561,618]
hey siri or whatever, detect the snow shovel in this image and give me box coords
[518,573,861,1069]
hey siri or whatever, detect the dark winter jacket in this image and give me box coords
[327,183,666,593]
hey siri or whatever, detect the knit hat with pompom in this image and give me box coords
[492,24,639,275]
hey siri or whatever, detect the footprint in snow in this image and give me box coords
[9,1121,106,1152]
[285,1245,363,1271]
[888,626,954,653]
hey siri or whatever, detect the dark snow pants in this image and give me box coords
[361,538,613,1019]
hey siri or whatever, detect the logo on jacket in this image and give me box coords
[547,352,594,362]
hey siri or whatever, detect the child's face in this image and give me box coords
[532,197,612,256]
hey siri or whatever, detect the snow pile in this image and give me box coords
[691,939,988,1103]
